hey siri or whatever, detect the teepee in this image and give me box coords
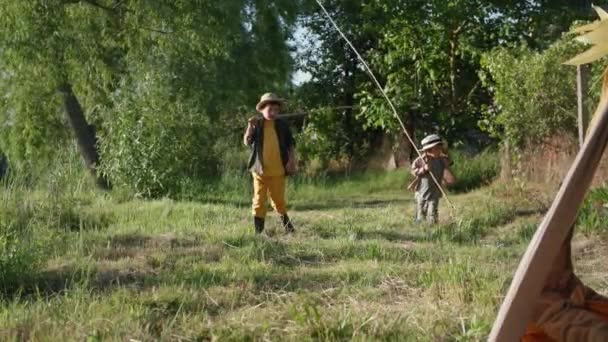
[490,5,608,341]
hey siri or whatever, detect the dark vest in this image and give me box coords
[247,118,295,175]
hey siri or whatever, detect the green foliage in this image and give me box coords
[0,0,301,195]
[98,74,217,197]
[296,0,387,163]
[450,149,500,193]
[358,0,496,139]
[480,36,579,146]
[480,32,607,147]
[296,107,372,172]
[0,191,48,293]
[301,0,607,153]
[577,184,608,234]
[0,1,122,171]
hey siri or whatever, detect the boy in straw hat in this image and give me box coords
[410,134,455,224]
[243,93,297,234]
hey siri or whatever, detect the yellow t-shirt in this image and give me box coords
[262,120,284,176]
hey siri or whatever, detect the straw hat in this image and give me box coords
[256,93,284,112]
[421,134,444,151]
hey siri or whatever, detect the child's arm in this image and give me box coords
[286,146,297,175]
[411,157,428,177]
[442,157,456,186]
[244,117,256,146]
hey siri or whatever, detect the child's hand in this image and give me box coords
[244,117,257,145]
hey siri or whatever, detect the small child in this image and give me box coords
[410,134,455,224]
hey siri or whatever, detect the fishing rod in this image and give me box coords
[313,0,455,211]
[248,106,358,119]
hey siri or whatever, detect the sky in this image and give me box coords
[290,24,314,85]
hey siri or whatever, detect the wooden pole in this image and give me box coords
[578,64,590,148]
[489,96,608,341]
[250,106,357,120]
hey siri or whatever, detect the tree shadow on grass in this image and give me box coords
[107,232,202,249]
[292,198,412,212]
[198,197,250,208]
[6,221,465,301]
[13,253,371,301]
[514,208,546,217]
[199,195,414,212]
[356,230,424,243]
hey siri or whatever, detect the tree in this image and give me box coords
[298,0,607,161]
[481,5,604,148]
[0,0,300,195]
[0,0,129,188]
[296,0,390,167]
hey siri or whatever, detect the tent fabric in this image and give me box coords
[522,299,608,341]
[521,228,608,341]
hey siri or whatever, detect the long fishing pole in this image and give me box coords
[249,106,356,119]
[277,106,357,118]
[313,0,455,211]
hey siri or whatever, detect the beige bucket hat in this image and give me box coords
[421,134,444,151]
[256,93,284,112]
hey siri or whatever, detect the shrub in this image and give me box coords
[99,75,219,198]
[0,189,49,294]
[480,32,606,148]
[577,184,608,234]
[449,149,500,193]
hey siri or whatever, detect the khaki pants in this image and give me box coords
[415,194,439,224]
[252,173,287,218]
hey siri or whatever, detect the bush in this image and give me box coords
[0,188,50,294]
[577,184,608,234]
[480,32,606,148]
[99,73,219,198]
[449,149,500,193]
[296,107,372,175]
[0,154,112,294]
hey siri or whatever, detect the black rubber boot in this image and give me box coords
[254,217,265,234]
[281,214,295,233]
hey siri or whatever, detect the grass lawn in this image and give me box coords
[0,170,606,341]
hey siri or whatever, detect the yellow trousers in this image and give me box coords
[251,173,287,218]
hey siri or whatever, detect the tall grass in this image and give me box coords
[0,147,565,340]
[0,185,48,293]
[449,149,500,193]
[0,149,111,295]
[186,149,501,205]
[577,184,608,234]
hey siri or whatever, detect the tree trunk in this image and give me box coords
[59,82,111,190]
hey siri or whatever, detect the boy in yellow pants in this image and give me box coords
[243,93,297,234]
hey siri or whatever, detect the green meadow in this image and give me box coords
[0,152,605,341]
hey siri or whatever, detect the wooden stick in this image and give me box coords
[489,96,608,341]
[407,177,420,191]
[277,112,310,118]
[278,106,358,118]
[577,64,590,148]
